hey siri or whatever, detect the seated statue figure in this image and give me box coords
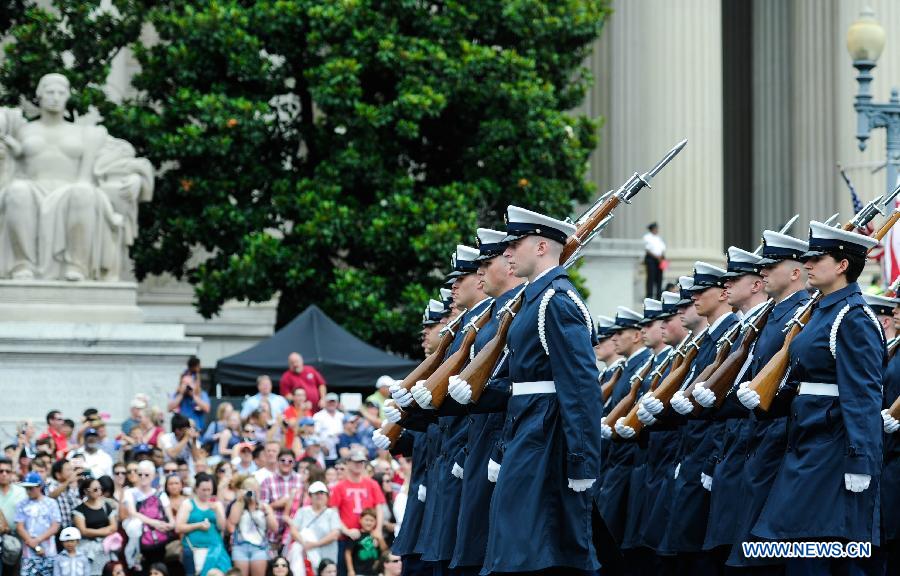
[0,72,153,281]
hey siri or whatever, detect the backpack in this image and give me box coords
[136,493,171,551]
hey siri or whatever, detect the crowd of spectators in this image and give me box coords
[0,354,405,576]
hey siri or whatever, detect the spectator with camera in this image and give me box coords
[72,428,114,480]
[227,477,276,576]
[168,375,211,430]
[159,415,203,475]
[46,458,83,530]
[39,410,67,460]
[258,449,303,553]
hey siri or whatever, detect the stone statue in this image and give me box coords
[0,73,153,281]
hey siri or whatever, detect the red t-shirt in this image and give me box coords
[40,427,67,459]
[283,405,313,448]
[279,367,326,410]
[328,477,386,530]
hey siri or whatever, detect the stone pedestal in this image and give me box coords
[580,238,646,316]
[0,281,200,430]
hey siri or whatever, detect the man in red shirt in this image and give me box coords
[328,448,384,530]
[39,410,67,459]
[279,352,328,410]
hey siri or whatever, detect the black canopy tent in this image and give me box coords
[215,305,417,390]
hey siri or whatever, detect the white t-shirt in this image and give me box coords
[313,410,344,460]
[123,487,170,519]
[158,432,195,473]
[292,506,341,564]
[642,231,666,258]
[76,448,113,479]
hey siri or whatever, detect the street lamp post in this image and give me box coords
[848,7,897,195]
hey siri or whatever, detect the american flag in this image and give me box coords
[839,165,883,263]
[881,174,900,286]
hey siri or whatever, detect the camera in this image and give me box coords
[185,385,193,394]
[244,490,255,501]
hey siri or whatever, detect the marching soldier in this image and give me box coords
[880,295,900,573]
[719,230,810,572]
[595,315,625,388]
[619,298,674,575]
[598,306,653,549]
[738,222,885,574]
[446,228,525,576]
[643,263,740,572]
[422,299,449,354]
[480,205,602,575]
[412,244,493,575]
[695,247,769,566]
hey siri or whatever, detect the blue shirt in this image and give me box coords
[171,390,211,429]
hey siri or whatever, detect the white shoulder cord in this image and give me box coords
[829,305,851,360]
[537,289,556,355]
[566,289,594,336]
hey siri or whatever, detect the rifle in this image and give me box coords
[749,200,900,410]
[462,139,688,403]
[700,298,775,407]
[600,360,626,405]
[396,309,468,393]
[681,320,743,412]
[616,329,702,434]
[889,335,900,360]
[890,393,900,419]
[606,356,655,439]
[422,304,495,408]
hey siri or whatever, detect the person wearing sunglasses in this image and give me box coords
[259,449,303,553]
[266,556,291,576]
[73,478,119,575]
[121,461,174,570]
[380,551,402,576]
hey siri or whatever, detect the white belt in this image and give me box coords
[512,381,557,395]
[798,382,839,397]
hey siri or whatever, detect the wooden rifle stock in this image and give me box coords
[617,332,701,434]
[466,296,523,403]
[607,358,654,439]
[747,303,812,411]
[561,196,621,264]
[889,337,900,361]
[703,300,774,407]
[890,394,900,419]
[682,334,734,413]
[600,363,624,404]
[424,308,492,408]
[397,312,465,392]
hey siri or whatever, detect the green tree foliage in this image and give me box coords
[0,0,607,354]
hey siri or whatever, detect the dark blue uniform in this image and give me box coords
[882,349,900,572]
[620,347,672,551]
[481,266,602,574]
[422,298,494,568]
[390,430,430,576]
[450,286,520,572]
[658,312,740,556]
[701,301,771,553]
[726,289,809,568]
[752,283,885,546]
[597,347,653,544]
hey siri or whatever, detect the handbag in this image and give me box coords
[1,533,22,566]
[102,532,123,553]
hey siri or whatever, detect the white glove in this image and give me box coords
[701,472,713,491]
[448,375,473,404]
[637,404,657,425]
[411,381,434,409]
[391,382,414,408]
[417,485,427,502]
[383,403,403,424]
[614,418,635,439]
[487,459,500,483]
[673,462,681,479]
[670,391,693,415]
[372,429,391,450]
[882,409,900,434]
[737,383,760,410]
[844,473,871,493]
[568,478,596,492]
[600,417,612,439]
[451,463,464,479]
[692,383,716,408]
[642,395,664,415]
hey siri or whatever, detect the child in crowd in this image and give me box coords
[344,509,385,576]
[53,527,90,576]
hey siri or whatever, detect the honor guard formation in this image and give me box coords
[373,139,900,576]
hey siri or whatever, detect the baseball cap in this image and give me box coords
[20,471,43,488]
[130,398,147,409]
[83,427,99,438]
[235,441,256,453]
[132,443,152,456]
[376,375,395,389]
[325,392,339,402]
[299,417,315,426]
[60,527,82,542]
[343,414,359,423]
[349,448,368,462]
[308,481,329,494]
[304,435,321,446]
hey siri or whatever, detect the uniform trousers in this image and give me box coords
[400,554,430,576]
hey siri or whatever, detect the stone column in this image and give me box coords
[592,0,726,276]
[752,0,795,236]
